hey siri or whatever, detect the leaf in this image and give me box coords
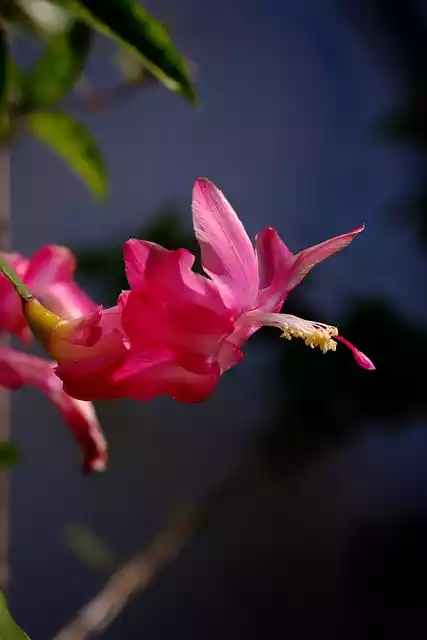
[0,30,7,106]
[24,21,92,109]
[27,111,107,197]
[64,524,118,572]
[0,442,21,470]
[6,0,72,39]
[55,0,196,102]
[0,593,30,639]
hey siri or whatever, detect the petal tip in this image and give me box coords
[354,223,365,234]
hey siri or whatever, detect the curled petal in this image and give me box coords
[192,178,258,312]
[0,348,107,472]
[288,225,365,291]
[255,227,294,311]
[124,239,168,290]
[123,240,225,313]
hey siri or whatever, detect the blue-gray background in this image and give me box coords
[9,1,427,638]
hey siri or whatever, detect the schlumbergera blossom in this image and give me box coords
[0,245,107,472]
[0,245,96,342]
[0,349,107,473]
[23,178,374,405]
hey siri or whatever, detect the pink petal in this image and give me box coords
[39,282,97,319]
[26,245,97,319]
[124,240,225,314]
[192,178,258,312]
[0,348,107,472]
[0,253,29,341]
[217,340,244,373]
[55,353,124,401]
[124,239,168,290]
[113,349,220,403]
[122,289,233,367]
[25,245,76,289]
[287,225,365,291]
[49,305,127,368]
[255,227,294,311]
[335,335,375,370]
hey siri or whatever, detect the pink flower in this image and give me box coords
[113,178,374,403]
[0,348,107,472]
[0,245,96,344]
[23,298,128,401]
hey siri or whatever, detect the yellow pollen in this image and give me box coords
[280,322,338,354]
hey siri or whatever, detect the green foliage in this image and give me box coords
[64,524,118,572]
[1,0,72,40]
[28,111,107,197]
[24,21,92,109]
[0,442,21,469]
[0,30,6,106]
[53,0,196,102]
[0,593,29,639]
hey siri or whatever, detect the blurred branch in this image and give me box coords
[53,515,196,640]
[53,458,257,640]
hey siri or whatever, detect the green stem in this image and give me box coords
[0,255,32,301]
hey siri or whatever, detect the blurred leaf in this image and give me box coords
[114,47,147,84]
[27,111,107,197]
[0,30,6,106]
[64,524,118,572]
[6,59,25,108]
[0,442,21,469]
[11,0,72,38]
[24,21,92,109]
[2,0,72,41]
[0,593,30,639]
[56,0,196,102]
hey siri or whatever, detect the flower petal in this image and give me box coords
[122,289,233,366]
[124,239,168,290]
[39,282,97,320]
[192,178,258,311]
[0,252,30,342]
[0,348,107,472]
[124,240,225,313]
[256,226,364,311]
[25,245,76,289]
[255,227,294,311]
[113,348,220,403]
[287,225,365,291]
[26,245,97,319]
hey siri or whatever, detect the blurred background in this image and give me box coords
[4,0,427,637]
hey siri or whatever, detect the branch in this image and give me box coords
[53,458,257,640]
[53,514,196,640]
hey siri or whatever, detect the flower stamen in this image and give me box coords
[280,319,338,353]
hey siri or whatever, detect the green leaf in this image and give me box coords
[24,21,92,109]
[64,524,118,572]
[0,30,7,106]
[0,442,21,470]
[27,111,107,197]
[0,593,30,639]
[4,0,72,40]
[55,0,196,103]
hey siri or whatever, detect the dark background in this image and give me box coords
[9,1,427,638]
